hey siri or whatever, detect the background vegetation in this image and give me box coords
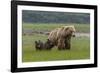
[22,10,90,24]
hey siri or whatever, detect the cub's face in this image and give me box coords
[35,41,41,48]
[46,39,54,47]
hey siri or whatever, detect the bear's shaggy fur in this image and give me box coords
[57,38,66,50]
[48,26,76,50]
[48,28,60,45]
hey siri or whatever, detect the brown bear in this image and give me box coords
[48,26,76,50]
[35,39,53,50]
[35,40,44,50]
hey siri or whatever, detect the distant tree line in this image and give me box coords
[22,10,90,24]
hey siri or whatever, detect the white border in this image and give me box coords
[17,5,94,68]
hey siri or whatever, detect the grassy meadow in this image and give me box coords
[22,23,90,62]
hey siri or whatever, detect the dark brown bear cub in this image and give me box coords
[35,40,43,50]
[35,39,53,50]
[44,39,54,50]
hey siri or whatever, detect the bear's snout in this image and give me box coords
[72,34,75,37]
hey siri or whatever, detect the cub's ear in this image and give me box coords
[38,40,41,42]
[35,41,37,44]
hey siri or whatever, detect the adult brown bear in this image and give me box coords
[48,26,76,50]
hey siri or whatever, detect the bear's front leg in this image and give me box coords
[57,39,65,50]
[65,38,71,50]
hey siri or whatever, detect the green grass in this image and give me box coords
[23,23,90,33]
[22,23,90,62]
[22,35,90,62]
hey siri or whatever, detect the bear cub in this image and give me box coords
[35,39,54,50]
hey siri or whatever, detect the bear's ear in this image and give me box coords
[64,27,69,31]
[70,26,76,32]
